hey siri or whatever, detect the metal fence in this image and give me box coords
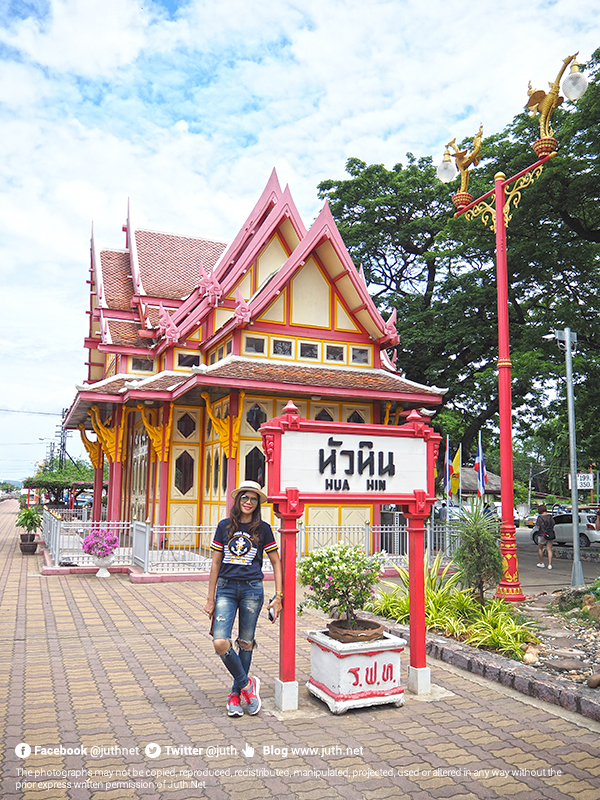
[45,506,107,522]
[43,509,131,567]
[42,510,460,574]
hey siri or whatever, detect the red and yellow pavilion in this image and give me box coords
[64,170,445,527]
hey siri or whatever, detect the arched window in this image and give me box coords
[222,454,228,494]
[245,447,265,487]
[175,451,194,495]
[315,408,334,422]
[213,451,220,492]
[246,404,267,432]
[347,410,365,424]
[205,453,211,494]
[177,412,196,438]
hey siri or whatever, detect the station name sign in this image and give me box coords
[279,431,427,495]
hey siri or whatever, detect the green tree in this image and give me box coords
[318,49,600,479]
[23,458,101,504]
[452,502,504,604]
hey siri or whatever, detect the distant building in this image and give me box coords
[64,171,445,527]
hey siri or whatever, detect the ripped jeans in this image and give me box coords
[213,578,264,693]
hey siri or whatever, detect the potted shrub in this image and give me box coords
[298,543,386,640]
[297,544,407,714]
[16,506,43,554]
[82,528,119,577]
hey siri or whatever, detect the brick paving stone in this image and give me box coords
[2,503,600,800]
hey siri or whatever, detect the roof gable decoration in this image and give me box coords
[203,200,401,350]
[234,288,251,325]
[198,264,223,308]
[127,199,146,298]
[158,175,307,350]
[158,303,180,345]
[91,225,107,310]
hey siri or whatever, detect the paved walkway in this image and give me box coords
[1,500,599,800]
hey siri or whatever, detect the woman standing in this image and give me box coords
[204,480,283,716]
[535,504,555,570]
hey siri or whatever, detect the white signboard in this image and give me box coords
[279,431,427,495]
[569,472,594,490]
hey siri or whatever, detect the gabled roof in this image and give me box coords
[200,200,398,351]
[65,356,444,430]
[158,171,308,350]
[135,229,227,300]
[99,250,132,312]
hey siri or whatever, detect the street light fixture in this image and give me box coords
[546,328,585,587]
[437,54,588,602]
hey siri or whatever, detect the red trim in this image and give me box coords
[310,640,404,658]
[308,677,403,701]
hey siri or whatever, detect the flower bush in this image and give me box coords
[82,528,119,558]
[297,543,384,625]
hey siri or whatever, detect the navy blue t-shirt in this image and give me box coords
[210,519,278,580]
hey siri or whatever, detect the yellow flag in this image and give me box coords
[450,446,461,495]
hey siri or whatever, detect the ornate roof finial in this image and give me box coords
[234,287,251,324]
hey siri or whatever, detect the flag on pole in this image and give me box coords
[474,431,488,497]
[443,436,451,494]
[450,445,461,496]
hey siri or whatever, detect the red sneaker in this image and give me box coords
[227,693,243,717]
[240,677,261,715]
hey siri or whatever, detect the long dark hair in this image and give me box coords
[227,492,263,543]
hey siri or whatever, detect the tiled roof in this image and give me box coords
[203,359,444,398]
[135,230,227,300]
[77,376,129,395]
[124,373,189,392]
[100,250,133,311]
[106,320,149,349]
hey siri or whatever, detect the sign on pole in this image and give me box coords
[568,473,594,491]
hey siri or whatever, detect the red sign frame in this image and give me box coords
[260,401,441,706]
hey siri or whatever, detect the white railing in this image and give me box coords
[296,523,369,555]
[43,510,131,567]
[42,511,460,574]
[45,506,107,522]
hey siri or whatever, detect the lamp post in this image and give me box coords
[437,54,588,602]
[545,328,585,587]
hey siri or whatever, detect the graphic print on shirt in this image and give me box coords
[223,533,257,566]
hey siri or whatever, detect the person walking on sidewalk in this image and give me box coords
[535,504,555,570]
[204,480,283,717]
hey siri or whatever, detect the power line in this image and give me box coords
[0,408,62,416]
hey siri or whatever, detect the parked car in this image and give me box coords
[525,514,537,528]
[532,512,598,548]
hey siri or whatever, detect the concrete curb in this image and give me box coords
[358,610,600,722]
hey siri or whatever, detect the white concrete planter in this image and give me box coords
[306,629,407,714]
[91,554,115,578]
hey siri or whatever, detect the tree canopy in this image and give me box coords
[24,458,106,504]
[318,49,600,497]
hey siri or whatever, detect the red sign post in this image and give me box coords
[260,401,441,710]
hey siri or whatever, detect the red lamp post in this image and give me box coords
[437,54,588,602]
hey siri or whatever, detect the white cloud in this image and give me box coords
[0,0,597,478]
[0,0,148,76]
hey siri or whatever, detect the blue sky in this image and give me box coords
[0,0,597,480]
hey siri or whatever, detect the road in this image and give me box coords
[515,526,599,595]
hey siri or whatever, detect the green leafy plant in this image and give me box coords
[464,599,539,658]
[16,506,43,535]
[371,552,538,660]
[451,500,503,604]
[297,544,384,626]
[371,552,478,638]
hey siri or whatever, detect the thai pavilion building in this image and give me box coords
[64,170,445,529]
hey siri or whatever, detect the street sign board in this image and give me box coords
[568,473,594,490]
